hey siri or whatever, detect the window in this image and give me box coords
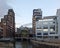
[43,22,48,25]
[43,27,48,29]
[37,33,41,35]
[36,30,42,32]
[43,33,48,35]
[0,29,3,32]
[43,29,48,32]
[37,36,42,38]
[49,22,53,24]
[43,26,48,32]
[55,36,58,39]
[37,27,42,29]
[50,25,55,32]
[50,32,55,34]
[53,22,55,23]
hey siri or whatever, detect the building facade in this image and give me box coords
[32,9,42,36]
[0,9,15,38]
[35,9,60,39]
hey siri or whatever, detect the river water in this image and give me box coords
[16,41,33,48]
[0,41,38,48]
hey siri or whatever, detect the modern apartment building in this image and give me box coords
[6,9,15,38]
[35,9,60,39]
[0,9,15,38]
[32,9,42,36]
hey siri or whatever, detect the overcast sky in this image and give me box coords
[0,0,60,27]
[0,0,11,19]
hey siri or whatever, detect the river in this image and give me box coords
[0,41,38,48]
[16,41,33,48]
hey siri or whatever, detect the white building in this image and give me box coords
[35,9,60,39]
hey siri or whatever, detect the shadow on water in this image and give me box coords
[16,41,33,48]
[0,41,40,48]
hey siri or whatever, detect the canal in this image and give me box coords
[0,41,59,48]
[0,41,38,48]
[16,41,33,48]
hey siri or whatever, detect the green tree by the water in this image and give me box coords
[21,30,29,37]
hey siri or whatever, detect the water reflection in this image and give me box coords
[16,41,32,48]
[0,42,13,48]
[0,41,39,48]
[16,42,22,48]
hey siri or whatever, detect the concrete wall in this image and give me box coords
[57,16,60,39]
[56,9,60,39]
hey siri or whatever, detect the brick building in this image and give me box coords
[0,9,15,38]
[0,22,3,38]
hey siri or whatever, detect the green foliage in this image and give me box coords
[21,30,28,37]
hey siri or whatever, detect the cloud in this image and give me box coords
[0,0,11,19]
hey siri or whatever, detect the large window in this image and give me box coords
[35,16,42,21]
[43,29,48,32]
[43,26,48,29]
[37,33,41,35]
[36,30,41,32]
[43,26,48,32]
[50,25,55,32]
[50,32,55,34]
[43,33,48,35]
[43,22,48,25]
[49,22,53,24]
[37,27,42,29]
[37,36,42,38]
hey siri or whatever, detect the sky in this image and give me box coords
[0,0,60,27]
[0,0,11,20]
